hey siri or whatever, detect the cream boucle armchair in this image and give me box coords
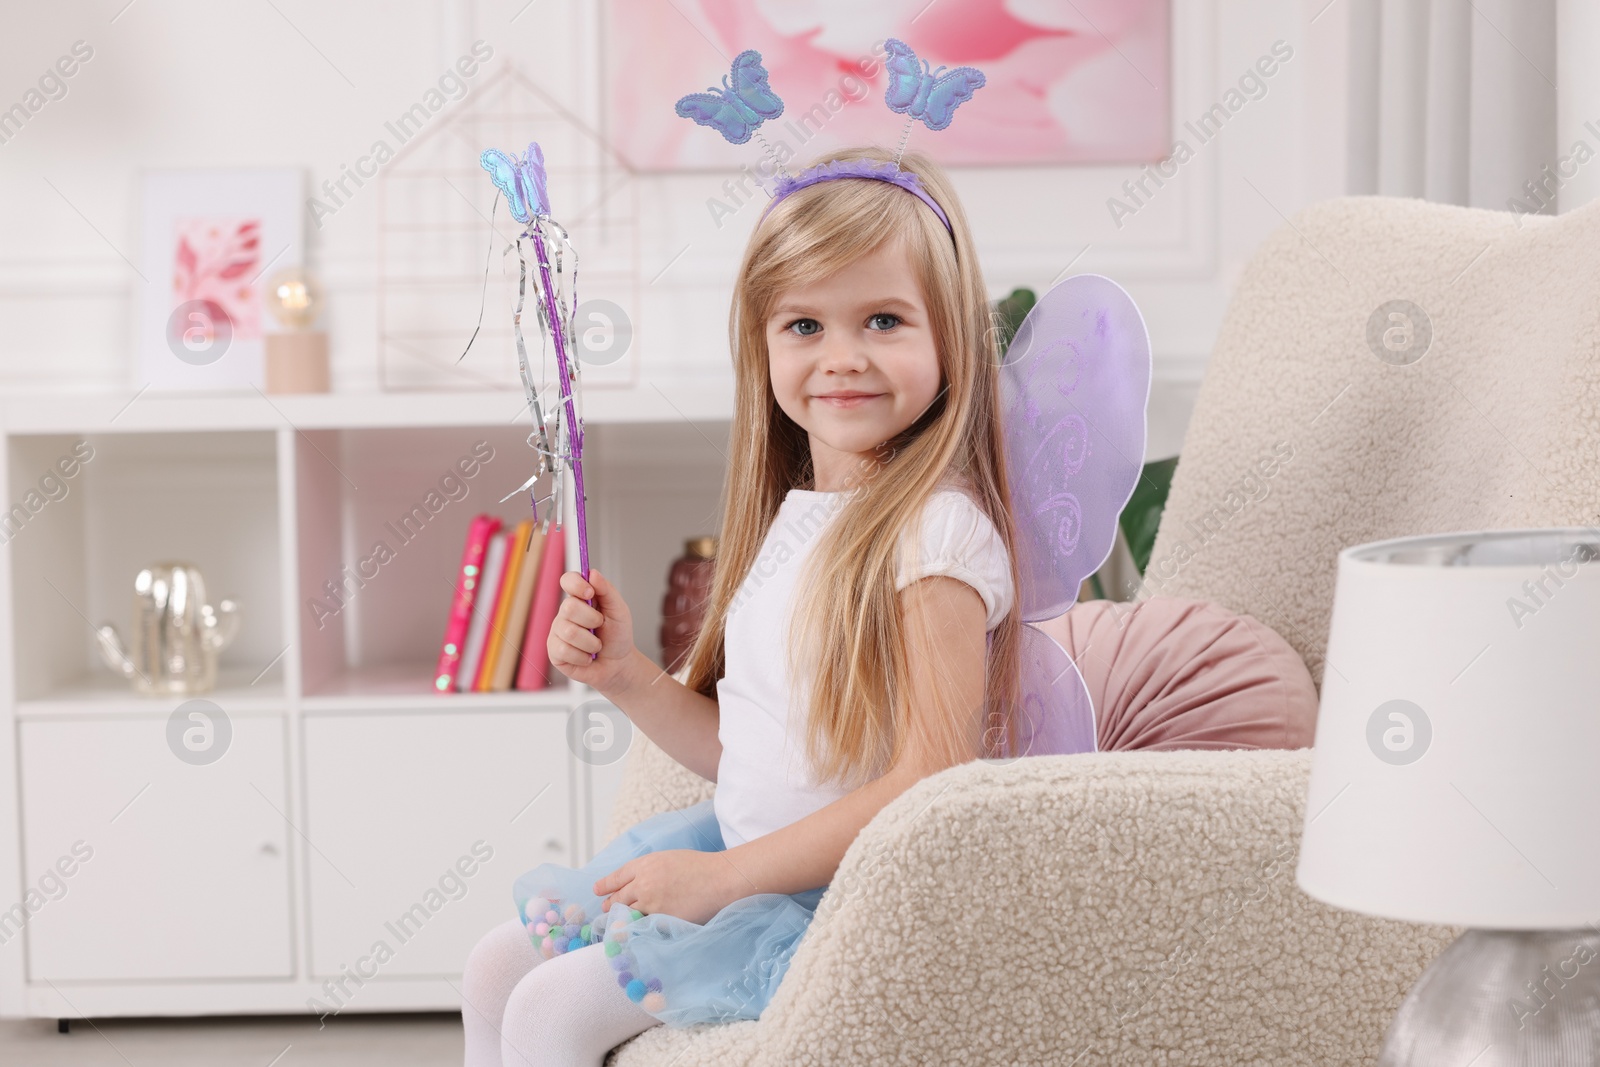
[602,194,1600,1066]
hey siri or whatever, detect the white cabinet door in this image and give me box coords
[302,709,573,980]
[16,714,294,981]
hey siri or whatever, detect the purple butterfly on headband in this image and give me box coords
[882,38,985,131]
[675,49,785,145]
[480,142,549,225]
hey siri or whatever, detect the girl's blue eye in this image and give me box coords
[867,313,901,331]
[786,318,821,337]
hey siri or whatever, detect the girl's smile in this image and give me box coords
[812,391,882,408]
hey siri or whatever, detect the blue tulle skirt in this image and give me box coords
[510,797,827,1028]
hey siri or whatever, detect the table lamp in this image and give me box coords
[263,265,328,393]
[1297,528,1600,1065]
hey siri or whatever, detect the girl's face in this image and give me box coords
[765,236,942,492]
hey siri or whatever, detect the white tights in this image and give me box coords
[460,917,661,1067]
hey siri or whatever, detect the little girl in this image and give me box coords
[460,143,1023,1067]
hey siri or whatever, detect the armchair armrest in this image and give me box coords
[745,749,1457,1066]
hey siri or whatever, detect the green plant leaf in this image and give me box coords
[1120,455,1178,576]
[993,287,1036,357]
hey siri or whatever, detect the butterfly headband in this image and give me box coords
[675,40,985,234]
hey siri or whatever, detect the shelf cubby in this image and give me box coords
[292,422,576,702]
[7,429,285,708]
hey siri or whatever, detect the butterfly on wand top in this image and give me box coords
[674,39,1153,757]
[458,139,599,659]
[480,141,550,225]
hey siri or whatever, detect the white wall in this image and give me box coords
[0,0,1353,461]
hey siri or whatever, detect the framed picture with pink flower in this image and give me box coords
[604,0,1171,170]
[136,168,303,391]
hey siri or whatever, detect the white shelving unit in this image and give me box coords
[0,386,729,1020]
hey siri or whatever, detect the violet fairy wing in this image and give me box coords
[1001,273,1151,621]
[992,624,1098,758]
[997,274,1151,757]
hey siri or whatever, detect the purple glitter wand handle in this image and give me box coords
[531,220,595,659]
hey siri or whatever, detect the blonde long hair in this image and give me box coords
[678,144,1023,790]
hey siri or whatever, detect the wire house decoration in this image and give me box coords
[376,62,641,392]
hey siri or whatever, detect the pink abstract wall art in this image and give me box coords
[171,216,262,341]
[607,0,1171,169]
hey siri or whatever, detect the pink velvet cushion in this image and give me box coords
[1031,596,1318,752]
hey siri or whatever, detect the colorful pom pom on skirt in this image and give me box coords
[511,797,827,1028]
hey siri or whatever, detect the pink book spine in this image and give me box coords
[435,513,502,694]
[515,523,566,690]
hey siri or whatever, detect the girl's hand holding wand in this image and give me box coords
[548,568,635,693]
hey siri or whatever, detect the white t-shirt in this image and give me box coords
[712,480,1014,849]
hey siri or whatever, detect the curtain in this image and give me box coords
[1344,0,1560,216]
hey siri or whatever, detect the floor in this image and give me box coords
[0,1012,464,1065]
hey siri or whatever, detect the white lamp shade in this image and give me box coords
[1297,528,1600,928]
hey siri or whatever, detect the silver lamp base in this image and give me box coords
[1378,928,1600,1065]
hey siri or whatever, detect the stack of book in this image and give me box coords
[434,513,569,693]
